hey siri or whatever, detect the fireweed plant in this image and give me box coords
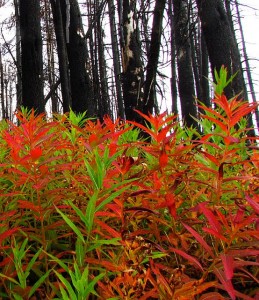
[0,67,258,299]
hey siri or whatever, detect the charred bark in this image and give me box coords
[50,0,71,113]
[173,0,198,128]
[122,0,144,122]
[61,0,95,116]
[143,0,166,116]
[20,0,44,113]
[196,0,245,99]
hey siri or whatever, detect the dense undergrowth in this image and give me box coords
[0,68,258,299]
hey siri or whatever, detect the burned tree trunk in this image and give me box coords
[20,0,44,113]
[122,0,144,122]
[173,0,198,128]
[143,0,166,116]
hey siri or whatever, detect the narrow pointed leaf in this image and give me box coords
[55,206,85,243]
[28,270,51,298]
[169,247,203,271]
[182,223,214,257]
[221,254,234,281]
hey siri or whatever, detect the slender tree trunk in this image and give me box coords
[20,0,44,113]
[198,0,255,136]
[8,73,13,121]
[168,0,178,116]
[196,0,245,99]
[224,0,248,99]
[86,1,99,117]
[14,0,22,110]
[234,0,259,128]
[122,0,144,122]
[143,0,166,116]
[97,16,110,119]
[5,67,9,119]
[61,0,95,116]
[44,0,59,113]
[173,0,198,128]
[189,18,202,102]
[139,0,151,56]
[50,0,71,113]
[0,49,5,119]
[200,32,210,107]
[108,0,124,119]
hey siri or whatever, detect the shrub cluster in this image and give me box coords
[0,69,258,299]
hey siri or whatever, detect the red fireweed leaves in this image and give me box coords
[202,227,228,242]
[197,203,221,233]
[94,219,121,238]
[233,208,245,224]
[4,131,23,150]
[159,146,168,168]
[0,228,18,244]
[199,292,225,300]
[114,155,136,175]
[85,257,123,272]
[17,200,42,213]
[214,94,232,118]
[221,254,234,281]
[156,125,173,144]
[124,206,159,215]
[30,146,43,160]
[0,104,258,298]
[158,193,176,219]
[0,256,12,268]
[201,114,228,133]
[149,258,173,296]
[173,281,217,300]
[89,133,98,145]
[214,267,236,300]
[169,247,204,271]
[130,109,177,142]
[200,150,220,166]
[0,210,16,221]
[182,223,214,257]
[223,136,240,146]
[245,194,259,214]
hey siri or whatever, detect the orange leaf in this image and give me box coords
[169,247,203,271]
[245,194,259,214]
[30,147,42,160]
[159,147,168,168]
[174,281,217,299]
[0,228,18,244]
[17,200,42,213]
[182,223,214,257]
[199,292,225,300]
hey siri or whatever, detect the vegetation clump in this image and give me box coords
[0,68,258,299]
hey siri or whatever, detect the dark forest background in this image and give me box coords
[0,0,258,132]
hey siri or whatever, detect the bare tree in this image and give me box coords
[20,0,44,113]
[234,0,259,128]
[168,0,178,116]
[108,0,124,119]
[96,10,111,119]
[14,0,22,109]
[50,0,71,113]
[0,48,5,119]
[173,0,198,128]
[0,0,257,132]
[44,0,59,113]
[196,0,245,99]
[121,0,144,122]
[60,0,95,116]
[143,0,166,116]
